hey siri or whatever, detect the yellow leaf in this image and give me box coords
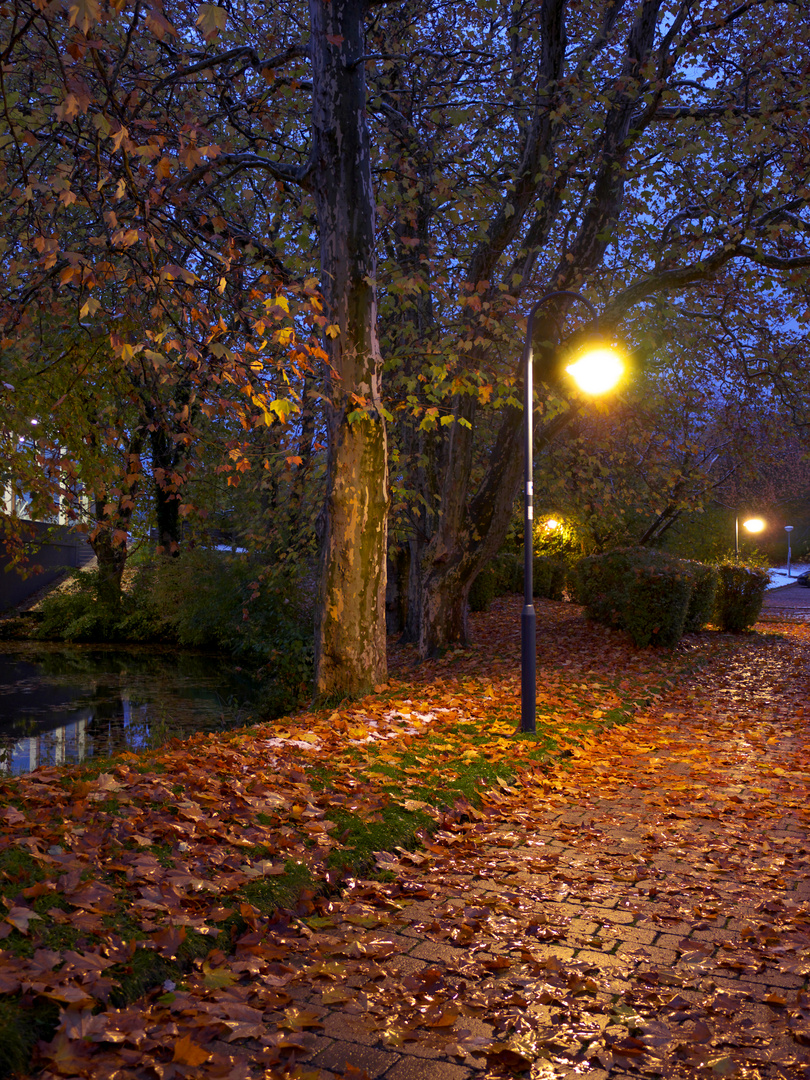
[325,323,341,338]
[202,961,238,989]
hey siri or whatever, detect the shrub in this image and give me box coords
[573,547,711,648]
[682,561,719,633]
[36,567,172,644]
[621,564,693,647]
[468,565,498,611]
[33,551,315,717]
[491,552,523,595]
[714,562,770,632]
[35,574,107,642]
[533,556,567,601]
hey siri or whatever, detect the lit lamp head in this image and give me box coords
[565,343,625,395]
[544,518,560,531]
[743,518,765,534]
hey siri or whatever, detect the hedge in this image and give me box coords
[714,563,770,632]
[573,548,717,648]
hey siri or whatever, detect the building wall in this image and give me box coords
[0,520,95,610]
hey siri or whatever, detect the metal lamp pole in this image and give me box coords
[786,525,794,577]
[520,290,599,735]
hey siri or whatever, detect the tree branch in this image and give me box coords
[155,44,309,89]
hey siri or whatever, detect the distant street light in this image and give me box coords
[521,290,624,735]
[785,525,794,577]
[735,515,765,559]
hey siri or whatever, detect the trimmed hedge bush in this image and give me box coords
[573,547,716,648]
[714,563,769,632]
[682,561,719,634]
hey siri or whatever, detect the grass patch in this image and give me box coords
[0,997,59,1080]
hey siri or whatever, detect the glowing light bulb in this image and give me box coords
[566,347,624,394]
[743,518,765,533]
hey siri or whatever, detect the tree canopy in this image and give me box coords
[2,0,809,685]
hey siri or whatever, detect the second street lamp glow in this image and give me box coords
[566,347,624,394]
[743,518,766,533]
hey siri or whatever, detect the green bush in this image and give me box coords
[468,565,498,612]
[573,547,712,648]
[714,563,770,632]
[491,552,523,595]
[35,569,167,643]
[533,555,568,601]
[485,552,568,600]
[622,564,693,648]
[35,576,101,641]
[682,561,719,633]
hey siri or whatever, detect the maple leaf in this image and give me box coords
[68,0,101,34]
[202,961,238,989]
[172,1034,211,1066]
[4,906,42,934]
[195,3,227,40]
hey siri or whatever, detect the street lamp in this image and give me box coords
[521,290,624,734]
[735,515,765,559]
[785,525,794,577]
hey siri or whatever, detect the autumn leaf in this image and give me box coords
[68,0,101,34]
[4,906,42,934]
[195,3,227,40]
[201,961,238,989]
[172,1034,211,1066]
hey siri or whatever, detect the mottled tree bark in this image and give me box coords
[310,0,389,696]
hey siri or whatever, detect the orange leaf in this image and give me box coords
[172,1035,211,1066]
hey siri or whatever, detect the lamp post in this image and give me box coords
[520,290,624,734]
[786,525,794,577]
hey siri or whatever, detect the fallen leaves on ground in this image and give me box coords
[1,598,809,1078]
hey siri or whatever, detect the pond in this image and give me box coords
[0,645,259,775]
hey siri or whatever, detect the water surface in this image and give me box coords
[0,645,256,775]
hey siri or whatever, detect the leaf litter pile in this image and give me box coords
[1,597,809,1079]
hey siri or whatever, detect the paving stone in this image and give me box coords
[408,941,470,964]
[319,1014,380,1045]
[384,1055,472,1079]
[313,1040,400,1075]
[604,924,657,946]
[586,906,636,924]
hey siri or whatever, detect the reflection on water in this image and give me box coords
[0,645,257,775]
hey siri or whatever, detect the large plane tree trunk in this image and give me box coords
[310,0,389,696]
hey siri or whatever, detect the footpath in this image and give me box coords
[1,599,809,1080]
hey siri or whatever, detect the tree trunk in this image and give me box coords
[414,391,579,657]
[310,0,389,696]
[90,499,129,614]
[149,415,187,554]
